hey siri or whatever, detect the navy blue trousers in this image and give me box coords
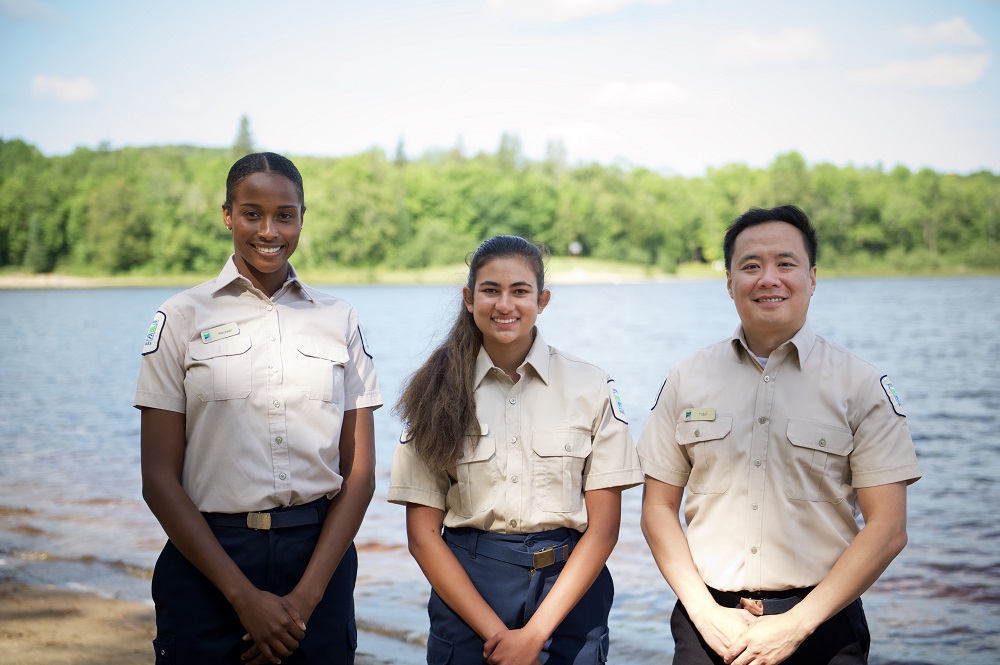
[427,527,613,664]
[151,500,357,664]
[670,595,870,665]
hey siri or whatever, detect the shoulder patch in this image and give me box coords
[399,419,412,444]
[880,375,905,417]
[608,379,628,425]
[359,324,373,359]
[142,311,166,356]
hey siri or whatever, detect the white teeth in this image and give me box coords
[759,297,783,302]
[494,318,516,324]
[255,246,282,254]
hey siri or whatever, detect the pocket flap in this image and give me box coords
[531,430,592,458]
[786,419,854,456]
[457,436,495,464]
[296,338,349,364]
[188,334,250,360]
[675,415,733,446]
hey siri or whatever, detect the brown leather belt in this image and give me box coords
[708,586,814,616]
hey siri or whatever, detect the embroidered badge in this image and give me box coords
[200,322,239,343]
[683,408,716,422]
[359,324,373,359]
[608,380,628,424]
[880,375,906,417]
[399,420,412,444]
[142,311,166,355]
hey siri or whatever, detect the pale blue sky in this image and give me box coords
[1,0,998,176]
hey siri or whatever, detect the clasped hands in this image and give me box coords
[237,589,312,665]
[699,601,807,665]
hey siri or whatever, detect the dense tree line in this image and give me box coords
[1,136,997,275]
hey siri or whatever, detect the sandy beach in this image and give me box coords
[0,577,418,665]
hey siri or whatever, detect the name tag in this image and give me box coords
[683,407,716,422]
[201,322,240,343]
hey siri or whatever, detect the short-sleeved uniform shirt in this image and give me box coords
[637,323,921,592]
[388,333,644,534]
[134,257,383,514]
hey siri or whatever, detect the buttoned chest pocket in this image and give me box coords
[187,335,252,402]
[532,430,592,513]
[783,419,854,503]
[296,339,348,403]
[451,436,498,518]
[675,416,733,494]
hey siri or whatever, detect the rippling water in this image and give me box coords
[1,277,998,664]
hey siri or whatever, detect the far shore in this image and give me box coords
[1,260,991,290]
[0,258,715,290]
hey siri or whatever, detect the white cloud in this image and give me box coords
[902,16,985,46]
[485,0,669,23]
[848,53,989,88]
[31,74,97,103]
[715,26,833,66]
[0,0,60,20]
[592,81,688,108]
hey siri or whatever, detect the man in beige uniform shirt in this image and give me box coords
[638,205,920,665]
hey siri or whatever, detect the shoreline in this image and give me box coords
[0,266,993,290]
[0,576,419,665]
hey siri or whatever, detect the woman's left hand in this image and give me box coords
[483,627,545,665]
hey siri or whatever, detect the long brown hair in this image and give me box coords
[394,235,547,471]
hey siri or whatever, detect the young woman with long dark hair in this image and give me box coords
[389,235,642,664]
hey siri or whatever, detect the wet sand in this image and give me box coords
[0,578,415,664]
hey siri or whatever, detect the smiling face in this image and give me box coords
[464,255,551,366]
[726,220,816,356]
[223,171,304,296]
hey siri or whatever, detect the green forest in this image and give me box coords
[1,134,998,278]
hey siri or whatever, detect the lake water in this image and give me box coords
[1,276,998,664]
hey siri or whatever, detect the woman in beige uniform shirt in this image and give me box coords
[136,153,381,664]
[388,235,643,664]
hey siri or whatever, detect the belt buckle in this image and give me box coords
[531,545,566,569]
[246,512,272,530]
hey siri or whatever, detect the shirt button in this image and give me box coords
[758,416,767,424]
[751,546,758,554]
[754,459,762,467]
[273,400,281,408]
[268,334,276,341]
[508,397,517,405]
[278,473,286,480]
[512,476,518,483]
[564,443,572,452]
[819,438,827,447]
[508,436,517,444]
[763,375,771,382]
[275,437,283,445]
[694,429,701,437]
[510,519,517,528]
[266,305,274,311]
[752,502,759,510]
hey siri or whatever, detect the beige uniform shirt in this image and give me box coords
[134,257,383,513]
[388,333,643,533]
[638,323,921,592]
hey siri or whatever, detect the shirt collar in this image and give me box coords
[473,329,551,387]
[729,321,816,369]
[210,255,312,302]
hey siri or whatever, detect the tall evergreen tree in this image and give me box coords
[232,115,255,157]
